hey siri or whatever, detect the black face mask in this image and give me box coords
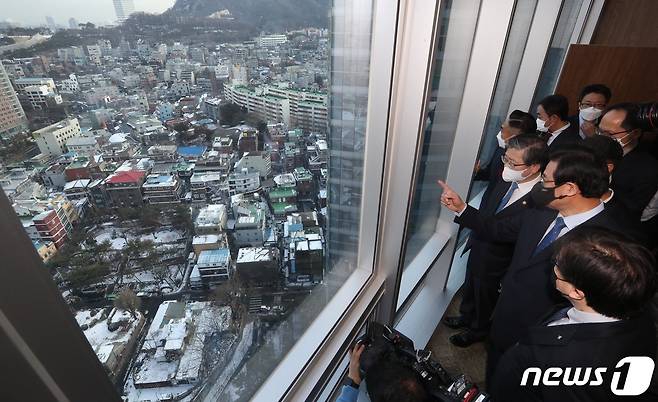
[530,182,558,207]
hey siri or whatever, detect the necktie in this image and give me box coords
[495,182,518,213]
[544,306,571,326]
[533,217,566,256]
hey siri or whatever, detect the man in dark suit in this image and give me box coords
[444,135,548,348]
[598,102,658,222]
[439,146,631,382]
[536,95,581,150]
[475,110,537,188]
[567,84,611,139]
[490,227,657,402]
[581,135,638,222]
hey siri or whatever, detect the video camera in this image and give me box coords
[357,322,489,402]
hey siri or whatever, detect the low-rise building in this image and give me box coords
[189,172,224,202]
[195,248,231,283]
[87,179,109,209]
[212,137,233,154]
[191,234,228,257]
[13,77,57,92]
[33,118,81,156]
[228,168,260,196]
[236,247,280,285]
[33,240,57,262]
[141,174,182,204]
[237,130,259,153]
[33,209,68,248]
[65,135,99,156]
[194,204,228,235]
[23,84,63,109]
[104,170,146,208]
[293,167,315,199]
[63,179,91,200]
[233,213,266,247]
[202,97,221,121]
[234,151,271,179]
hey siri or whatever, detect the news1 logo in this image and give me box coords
[520,356,655,395]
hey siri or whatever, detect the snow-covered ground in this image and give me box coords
[93,227,185,250]
[75,308,104,328]
[123,301,233,402]
[75,308,142,377]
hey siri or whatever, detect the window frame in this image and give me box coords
[251,0,400,400]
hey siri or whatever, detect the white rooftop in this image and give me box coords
[192,234,220,245]
[237,247,274,263]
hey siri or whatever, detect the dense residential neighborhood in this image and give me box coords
[0,3,331,400]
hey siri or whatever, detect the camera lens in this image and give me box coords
[637,102,658,131]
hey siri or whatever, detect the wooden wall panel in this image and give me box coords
[554,44,658,115]
[592,0,658,47]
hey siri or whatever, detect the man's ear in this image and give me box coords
[570,287,586,301]
[528,163,541,176]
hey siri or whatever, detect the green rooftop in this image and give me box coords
[272,202,298,215]
[269,187,297,199]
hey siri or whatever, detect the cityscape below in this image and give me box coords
[0,1,348,401]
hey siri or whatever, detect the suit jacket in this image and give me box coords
[611,147,658,220]
[461,180,535,279]
[456,206,635,353]
[490,308,658,402]
[547,122,581,150]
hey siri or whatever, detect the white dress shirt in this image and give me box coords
[548,307,619,326]
[500,175,541,210]
[546,122,571,146]
[578,115,586,139]
[537,202,605,244]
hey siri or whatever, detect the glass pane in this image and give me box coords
[2,1,373,400]
[458,0,539,248]
[401,0,482,267]
[531,0,585,106]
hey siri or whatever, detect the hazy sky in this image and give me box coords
[2,0,176,27]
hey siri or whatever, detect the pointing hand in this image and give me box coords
[438,180,466,213]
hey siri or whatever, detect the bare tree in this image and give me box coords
[114,287,141,319]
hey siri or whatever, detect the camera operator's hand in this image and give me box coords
[348,343,366,385]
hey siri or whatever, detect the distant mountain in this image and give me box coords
[168,0,331,31]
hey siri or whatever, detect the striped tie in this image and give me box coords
[495,182,518,213]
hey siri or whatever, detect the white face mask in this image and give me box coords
[579,106,603,122]
[501,165,528,183]
[615,131,633,148]
[496,131,506,148]
[536,117,550,133]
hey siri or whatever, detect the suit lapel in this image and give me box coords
[485,181,511,215]
[516,209,558,265]
[497,192,531,217]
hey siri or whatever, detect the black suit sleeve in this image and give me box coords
[454,205,523,243]
[615,176,658,218]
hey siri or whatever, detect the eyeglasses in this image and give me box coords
[501,154,526,168]
[596,127,630,137]
[551,262,568,283]
[580,102,607,109]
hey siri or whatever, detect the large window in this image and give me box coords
[470,0,539,200]
[0,1,376,401]
[531,0,585,106]
[398,0,482,283]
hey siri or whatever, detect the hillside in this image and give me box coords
[168,0,330,31]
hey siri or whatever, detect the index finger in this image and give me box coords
[437,180,449,190]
